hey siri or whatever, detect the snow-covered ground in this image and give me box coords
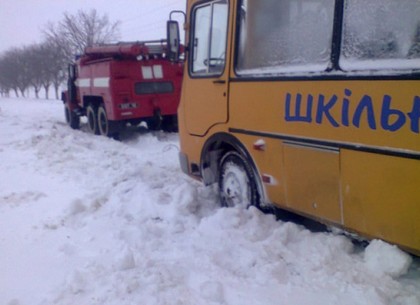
[0,97,419,305]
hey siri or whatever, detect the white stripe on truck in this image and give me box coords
[93,77,110,88]
[76,78,90,88]
[75,78,110,88]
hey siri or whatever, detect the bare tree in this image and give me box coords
[0,54,12,97]
[0,9,120,100]
[1,44,57,99]
[43,9,121,62]
[0,50,19,97]
[26,44,45,99]
[0,48,32,97]
[24,42,69,100]
[41,41,68,99]
[15,48,32,97]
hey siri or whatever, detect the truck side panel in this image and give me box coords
[75,58,182,122]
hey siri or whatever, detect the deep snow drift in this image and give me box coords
[0,97,419,305]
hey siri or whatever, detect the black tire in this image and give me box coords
[97,104,119,138]
[218,151,260,208]
[161,115,178,132]
[64,104,80,130]
[86,105,99,135]
[147,117,162,131]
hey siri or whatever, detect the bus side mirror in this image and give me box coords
[167,20,180,62]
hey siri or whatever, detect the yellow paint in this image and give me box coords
[283,144,341,224]
[342,151,420,253]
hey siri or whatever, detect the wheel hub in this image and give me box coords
[222,164,250,207]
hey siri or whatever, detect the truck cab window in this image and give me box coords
[191,0,228,76]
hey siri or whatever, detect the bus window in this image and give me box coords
[191,0,228,76]
[237,0,335,75]
[340,0,420,71]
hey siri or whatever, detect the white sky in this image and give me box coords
[0,0,186,53]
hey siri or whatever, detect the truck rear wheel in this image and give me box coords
[64,104,80,130]
[97,104,119,138]
[86,105,99,135]
[161,115,178,132]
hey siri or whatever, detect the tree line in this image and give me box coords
[0,9,120,100]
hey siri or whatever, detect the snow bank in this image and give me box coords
[0,98,419,305]
[365,240,413,278]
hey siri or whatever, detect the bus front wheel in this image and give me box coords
[218,151,260,208]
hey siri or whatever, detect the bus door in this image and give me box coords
[184,0,229,136]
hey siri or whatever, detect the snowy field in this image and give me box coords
[0,97,419,305]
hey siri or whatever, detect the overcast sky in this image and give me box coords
[0,0,186,54]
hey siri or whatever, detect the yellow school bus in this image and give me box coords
[168,0,420,255]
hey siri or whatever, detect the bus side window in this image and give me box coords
[340,0,420,71]
[236,0,335,75]
[408,23,420,58]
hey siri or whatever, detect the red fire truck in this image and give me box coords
[62,40,183,137]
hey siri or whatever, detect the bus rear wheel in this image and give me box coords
[218,151,260,208]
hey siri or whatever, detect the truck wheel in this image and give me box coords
[161,115,178,132]
[218,151,260,208]
[86,105,99,135]
[97,105,119,138]
[147,109,163,131]
[147,117,162,131]
[64,104,80,129]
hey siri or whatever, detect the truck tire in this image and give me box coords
[64,104,80,130]
[147,109,163,131]
[161,115,178,132]
[97,104,119,138]
[86,105,99,135]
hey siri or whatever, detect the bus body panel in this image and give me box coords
[342,150,420,252]
[182,77,228,136]
[282,144,341,224]
[226,79,420,253]
[228,80,420,154]
[181,0,234,136]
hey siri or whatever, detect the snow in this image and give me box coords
[339,58,420,72]
[0,97,419,305]
[365,240,413,278]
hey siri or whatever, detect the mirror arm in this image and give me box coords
[170,10,186,23]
